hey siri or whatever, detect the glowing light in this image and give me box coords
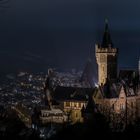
[94,83,99,88]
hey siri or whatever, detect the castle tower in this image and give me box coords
[95,19,118,85]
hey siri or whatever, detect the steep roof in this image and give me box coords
[101,19,113,48]
[101,80,119,98]
[98,80,137,99]
[84,95,97,113]
[81,59,97,87]
[53,86,93,102]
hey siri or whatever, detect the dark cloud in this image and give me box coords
[0,0,140,73]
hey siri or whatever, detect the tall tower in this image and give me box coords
[95,19,118,85]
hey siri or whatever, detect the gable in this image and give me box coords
[119,86,126,99]
[93,88,104,100]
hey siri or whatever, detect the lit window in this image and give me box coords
[120,104,125,110]
[74,103,77,107]
[66,102,70,107]
[79,103,81,108]
[103,66,105,72]
[112,104,114,110]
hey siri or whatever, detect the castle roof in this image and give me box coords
[84,95,97,113]
[53,86,93,102]
[98,80,137,99]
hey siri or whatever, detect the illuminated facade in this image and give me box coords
[93,86,138,124]
[40,108,68,124]
[63,100,87,123]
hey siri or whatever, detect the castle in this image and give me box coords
[93,20,140,130]
[36,20,140,131]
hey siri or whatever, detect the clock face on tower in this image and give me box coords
[100,55,105,62]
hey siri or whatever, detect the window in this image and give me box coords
[100,55,105,62]
[112,104,114,110]
[66,102,70,107]
[120,104,125,111]
[79,103,81,108]
[74,103,77,108]
[103,66,105,72]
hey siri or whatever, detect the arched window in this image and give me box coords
[112,104,114,110]
[66,102,70,107]
[103,66,105,72]
[120,104,125,111]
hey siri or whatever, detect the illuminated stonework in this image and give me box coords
[95,45,118,85]
[63,100,87,123]
[93,86,139,126]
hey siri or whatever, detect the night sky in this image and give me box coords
[0,0,140,74]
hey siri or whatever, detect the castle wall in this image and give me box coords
[63,101,87,123]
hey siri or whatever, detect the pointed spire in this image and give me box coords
[105,18,108,24]
[89,43,92,59]
[105,18,109,32]
[102,19,113,48]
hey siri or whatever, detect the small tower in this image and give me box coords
[95,19,118,85]
[44,71,53,109]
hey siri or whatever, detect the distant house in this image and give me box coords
[53,86,93,123]
[40,108,68,124]
[42,76,95,124]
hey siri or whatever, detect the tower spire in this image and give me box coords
[105,18,109,32]
[95,20,118,85]
[102,19,113,48]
